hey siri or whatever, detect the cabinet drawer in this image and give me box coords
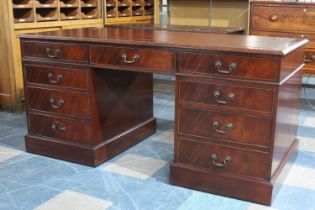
[27,87,89,118]
[251,4,315,32]
[179,80,274,113]
[90,46,176,72]
[178,107,272,147]
[179,52,279,81]
[177,139,269,179]
[29,113,90,146]
[304,49,315,69]
[22,41,89,63]
[24,65,88,89]
[250,30,315,42]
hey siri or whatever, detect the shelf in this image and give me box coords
[132,6,143,16]
[118,7,131,17]
[106,7,117,18]
[14,8,34,23]
[81,7,98,19]
[144,5,153,16]
[35,0,57,8]
[36,7,58,21]
[12,0,34,8]
[132,0,143,7]
[60,0,79,7]
[60,7,80,20]
[144,0,153,6]
[81,0,97,7]
[106,0,116,7]
[117,0,130,7]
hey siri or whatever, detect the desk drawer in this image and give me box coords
[28,113,90,146]
[178,107,271,147]
[22,41,89,63]
[251,4,315,32]
[179,52,279,81]
[90,46,176,72]
[304,48,315,68]
[27,87,89,118]
[177,139,269,179]
[24,65,88,89]
[179,80,274,113]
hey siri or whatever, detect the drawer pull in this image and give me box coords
[50,97,64,109]
[48,72,63,84]
[214,61,237,74]
[212,120,233,134]
[211,153,231,168]
[304,55,315,63]
[213,91,235,104]
[121,53,140,64]
[51,121,66,131]
[46,47,61,58]
[269,14,278,22]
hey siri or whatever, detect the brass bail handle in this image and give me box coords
[50,97,64,109]
[214,61,237,74]
[46,47,61,58]
[213,91,235,104]
[122,53,140,64]
[211,153,231,167]
[212,120,233,134]
[269,14,278,22]
[51,121,66,131]
[48,72,63,84]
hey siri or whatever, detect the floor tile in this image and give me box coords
[298,136,315,153]
[247,204,278,210]
[102,154,167,180]
[34,190,112,210]
[303,118,315,127]
[0,146,22,162]
[284,165,315,190]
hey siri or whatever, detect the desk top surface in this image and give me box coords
[20,27,308,56]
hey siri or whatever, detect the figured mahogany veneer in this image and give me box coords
[20,27,307,205]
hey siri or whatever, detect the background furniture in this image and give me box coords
[249,1,315,75]
[20,27,306,205]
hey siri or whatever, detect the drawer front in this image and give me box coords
[22,41,89,63]
[90,46,176,72]
[178,107,272,147]
[179,52,279,81]
[24,65,88,89]
[29,113,90,145]
[179,80,274,113]
[177,139,269,179]
[27,87,89,118]
[251,4,315,32]
[250,30,315,42]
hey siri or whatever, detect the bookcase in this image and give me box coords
[0,0,103,111]
[104,0,155,24]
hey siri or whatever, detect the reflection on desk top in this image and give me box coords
[19,27,309,56]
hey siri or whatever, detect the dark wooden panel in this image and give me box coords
[179,80,274,113]
[22,41,89,63]
[170,164,273,205]
[90,46,176,73]
[28,113,91,146]
[89,68,154,145]
[177,139,269,179]
[179,52,280,81]
[178,107,272,147]
[251,4,315,32]
[24,64,88,89]
[250,30,315,43]
[27,87,89,118]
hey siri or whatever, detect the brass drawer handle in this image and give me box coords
[121,53,140,64]
[269,14,278,22]
[211,153,231,168]
[213,91,235,104]
[212,120,233,134]
[46,47,61,58]
[214,61,237,74]
[51,121,66,131]
[48,72,63,84]
[304,55,315,63]
[50,97,64,109]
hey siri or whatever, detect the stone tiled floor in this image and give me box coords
[0,78,315,210]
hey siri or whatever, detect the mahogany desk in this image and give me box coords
[19,27,307,205]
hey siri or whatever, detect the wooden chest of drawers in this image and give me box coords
[20,27,307,205]
[250,1,315,74]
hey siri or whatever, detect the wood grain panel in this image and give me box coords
[28,113,91,146]
[178,107,272,147]
[90,46,176,73]
[179,52,280,81]
[177,139,269,179]
[27,87,89,118]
